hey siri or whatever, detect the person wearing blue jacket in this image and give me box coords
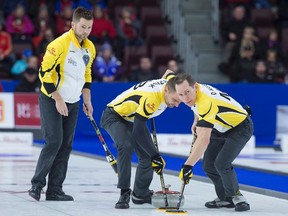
[92,42,122,82]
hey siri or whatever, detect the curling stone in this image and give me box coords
[151,186,184,208]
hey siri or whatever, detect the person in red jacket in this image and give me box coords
[0,21,13,78]
[89,5,116,44]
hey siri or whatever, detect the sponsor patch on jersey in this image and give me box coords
[83,54,90,66]
[48,47,56,56]
[146,102,155,112]
[68,57,77,66]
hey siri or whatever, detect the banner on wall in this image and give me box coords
[157,133,256,157]
[14,93,41,129]
[276,105,288,139]
[275,105,288,151]
[0,93,15,128]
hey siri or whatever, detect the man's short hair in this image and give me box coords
[73,7,93,22]
[174,73,196,86]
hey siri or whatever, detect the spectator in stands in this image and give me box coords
[230,25,260,62]
[253,0,273,8]
[89,5,116,44]
[1,0,28,17]
[33,5,55,38]
[276,0,288,29]
[249,60,270,82]
[35,28,55,59]
[129,56,159,82]
[219,5,253,73]
[265,49,286,83]
[14,55,40,92]
[116,6,143,47]
[92,42,122,82]
[259,29,284,61]
[77,0,93,10]
[230,40,256,82]
[5,4,34,42]
[28,0,55,20]
[11,48,32,78]
[54,0,77,15]
[167,59,183,74]
[222,0,254,16]
[77,0,108,10]
[56,5,73,36]
[0,21,14,79]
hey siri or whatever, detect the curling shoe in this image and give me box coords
[233,193,250,212]
[46,190,74,201]
[115,189,131,209]
[131,190,153,204]
[28,185,42,201]
[205,197,235,209]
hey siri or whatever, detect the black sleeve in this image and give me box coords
[132,113,158,158]
[83,82,91,90]
[43,82,56,94]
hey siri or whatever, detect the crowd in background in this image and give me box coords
[1,0,288,93]
[0,0,181,93]
[219,0,288,83]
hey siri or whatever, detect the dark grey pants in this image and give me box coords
[202,116,254,200]
[31,93,79,192]
[100,107,153,197]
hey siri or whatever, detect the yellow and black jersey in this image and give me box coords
[39,29,96,103]
[108,78,171,122]
[192,83,247,133]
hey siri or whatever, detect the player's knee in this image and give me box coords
[117,143,133,155]
[214,160,233,174]
[202,161,215,174]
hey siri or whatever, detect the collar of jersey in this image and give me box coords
[194,83,200,105]
[68,29,86,48]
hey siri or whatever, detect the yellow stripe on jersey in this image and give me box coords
[193,83,247,133]
[108,79,170,122]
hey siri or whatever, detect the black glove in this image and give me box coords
[151,154,166,175]
[179,164,193,184]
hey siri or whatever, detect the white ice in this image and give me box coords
[0,145,287,216]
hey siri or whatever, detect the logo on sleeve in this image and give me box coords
[48,47,56,56]
[143,98,155,116]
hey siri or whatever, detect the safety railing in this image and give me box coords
[211,0,220,43]
[161,0,199,79]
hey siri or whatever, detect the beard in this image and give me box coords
[75,33,87,41]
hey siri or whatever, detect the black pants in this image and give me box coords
[31,93,79,192]
[100,107,153,197]
[202,116,254,200]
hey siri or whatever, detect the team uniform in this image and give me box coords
[192,83,248,132]
[109,79,169,121]
[100,77,173,205]
[31,29,96,196]
[192,83,253,207]
[39,29,95,103]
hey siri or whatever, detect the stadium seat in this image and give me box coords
[124,45,148,74]
[256,27,274,41]
[281,27,288,54]
[12,42,33,58]
[251,8,275,27]
[137,0,160,8]
[140,7,163,22]
[151,45,174,66]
